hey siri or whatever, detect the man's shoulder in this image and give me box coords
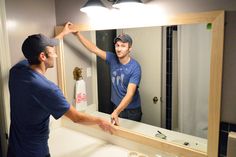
[106,51,117,58]
[33,76,57,91]
[10,60,28,72]
[130,58,141,68]
[106,51,118,63]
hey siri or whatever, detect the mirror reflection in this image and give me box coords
[61,23,211,152]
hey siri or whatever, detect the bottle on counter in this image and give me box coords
[73,67,87,112]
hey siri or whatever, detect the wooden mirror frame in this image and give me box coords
[55,10,224,157]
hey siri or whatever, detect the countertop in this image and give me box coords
[49,127,130,157]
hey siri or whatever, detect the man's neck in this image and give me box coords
[30,64,46,75]
[119,55,131,65]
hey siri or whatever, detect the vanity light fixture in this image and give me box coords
[80,0,108,14]
[80,0,144,15]
[112,0,144,9]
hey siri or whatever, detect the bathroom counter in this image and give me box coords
[49,127,130,157]
[87,110,207,152]
[56,110,207,157]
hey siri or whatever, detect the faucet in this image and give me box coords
[155,130,167,139]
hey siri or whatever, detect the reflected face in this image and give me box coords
[114,41,131,59]
[44,46,57,68]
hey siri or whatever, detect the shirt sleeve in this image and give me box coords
[129,63,142,86]
[105,51,117,64]
[36,82,70,119]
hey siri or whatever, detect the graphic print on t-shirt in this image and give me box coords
[112,68,126,90]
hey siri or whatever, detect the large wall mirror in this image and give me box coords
[55,10,224,157]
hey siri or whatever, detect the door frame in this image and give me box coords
[0,0,12,156]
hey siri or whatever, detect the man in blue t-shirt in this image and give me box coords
[7,22,115,157]
[72,25,142,126]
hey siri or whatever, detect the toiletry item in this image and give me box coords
[75,79,87,112]
[73,67,87,112]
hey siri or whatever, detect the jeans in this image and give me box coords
[113,103,142,122]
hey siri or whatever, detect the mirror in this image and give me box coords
[62,24,211,138]
[55,10,224,157]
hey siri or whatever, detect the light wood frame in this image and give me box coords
[55,10,224,157]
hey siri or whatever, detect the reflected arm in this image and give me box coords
[111,83,137,125]
[74,31,106,60]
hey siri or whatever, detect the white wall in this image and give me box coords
[5,0,58,83]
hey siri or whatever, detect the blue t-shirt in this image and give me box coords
[106,51,141,109]
[8,60,70,157]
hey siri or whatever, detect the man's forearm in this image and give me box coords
[75,31,106,60]
[55,31,66,39]
[75,32,98,53]
[114,95,133,115]
[75,112,102,125]
[65,105,102,125]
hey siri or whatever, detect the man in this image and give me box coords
[7,23,115,157]
[72,25,142,126]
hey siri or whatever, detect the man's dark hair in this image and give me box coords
[21,34,58,65]
[27,49,49,65]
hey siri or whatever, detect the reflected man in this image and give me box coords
[71,24,142,125]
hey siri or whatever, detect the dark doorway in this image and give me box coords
[96,30,116,114]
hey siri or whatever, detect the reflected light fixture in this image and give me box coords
[112,0,143,9]
[80,0,108,14]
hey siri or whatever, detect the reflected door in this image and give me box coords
[118,27,162,127]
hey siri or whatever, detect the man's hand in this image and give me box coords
[111,110,119,126]
[62,22,74,35]
[55,22,77,39]
[97,118,117,134]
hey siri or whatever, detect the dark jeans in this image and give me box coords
[113,103,142,122]
[7,145,51,157]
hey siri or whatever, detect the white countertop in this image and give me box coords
[49,108,207,156]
